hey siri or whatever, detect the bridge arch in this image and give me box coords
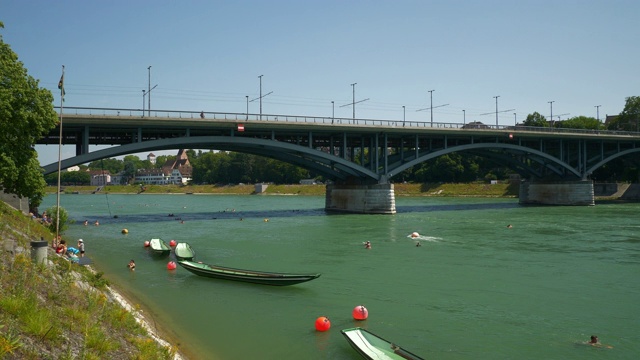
[387,143,583,180]
[586,147,640,177]
[42,136,382,182]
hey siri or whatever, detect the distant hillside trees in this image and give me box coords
[191,152,310,185]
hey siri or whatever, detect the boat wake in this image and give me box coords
[407,234,440,242]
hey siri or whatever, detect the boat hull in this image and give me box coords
[341,327,425,360]
[174,242,195,261]
[177,260,320,286]
[149,238,171,256]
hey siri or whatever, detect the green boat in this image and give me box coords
[177,260,320,286]
[148,238,170,256]
[341,327,425,360]
[174,242,195,261]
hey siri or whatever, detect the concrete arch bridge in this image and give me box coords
[40,107,640,213]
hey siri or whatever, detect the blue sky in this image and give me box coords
[2,0,639,166]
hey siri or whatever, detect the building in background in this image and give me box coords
[135,149,192,185]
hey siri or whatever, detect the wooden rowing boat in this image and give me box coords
[341,327,425,360]
[177,260,320,286]
[174,242,195,261]
[148,238,170,256]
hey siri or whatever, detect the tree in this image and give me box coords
[0,22,58,207]
[45,205,72,234]
[555,116,603,130]
[122,161,137,184]
[607,96,640,131]
[88,158,123,174]
[522,112,549,127]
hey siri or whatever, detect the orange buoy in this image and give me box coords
[352,305,368,320]
[143,240,150,247]
[167,261,177,270]
[169,239,177,247]
[315,316,331,332]
[122,229,129,234]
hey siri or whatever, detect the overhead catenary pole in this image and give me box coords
[428,90,435,125]
[351,82,357,120]
[462,109,466,125]
[548,100,555,124]
[148,66,151,116]
[339,82,369,124]
[494,95,500,127]
[259,75,263,119]
[250,75,272,120]
[246,96,249,120]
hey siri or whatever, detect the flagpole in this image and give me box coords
[55,65,64,243]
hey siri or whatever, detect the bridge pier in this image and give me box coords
[325,183,396,214]
[519,180,594,206]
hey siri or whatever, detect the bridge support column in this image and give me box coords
[325,183,396,214]
[519,180,594,206]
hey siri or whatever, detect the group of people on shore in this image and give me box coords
[53,236,85,261]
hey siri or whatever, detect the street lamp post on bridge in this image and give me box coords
[595,105,601,122]
[403,105,406,127]
[548,100,555,123]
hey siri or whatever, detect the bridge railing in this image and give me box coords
[55,106,639,137]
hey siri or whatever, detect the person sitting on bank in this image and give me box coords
[128,260,136,270]
[56,239,67,255]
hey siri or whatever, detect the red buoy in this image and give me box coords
[169,239,177,247]
[167,261,177,270]
[315,316,331,332]
[352,305,369,320]
[143,240,150,247]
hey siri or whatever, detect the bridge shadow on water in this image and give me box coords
[89,201,520,224]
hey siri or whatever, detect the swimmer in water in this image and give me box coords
[587,335,613,348]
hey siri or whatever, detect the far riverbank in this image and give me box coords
[48,182,520,197]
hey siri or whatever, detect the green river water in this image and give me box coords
[41,194,640,359]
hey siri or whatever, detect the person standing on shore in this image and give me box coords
[78,239,85,257]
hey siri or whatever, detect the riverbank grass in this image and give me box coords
[0,201,177,359]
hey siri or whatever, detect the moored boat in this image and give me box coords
[177,260,320,286]
[148,238,171,256]
[174,242,196,261]
[341,327,425,360]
